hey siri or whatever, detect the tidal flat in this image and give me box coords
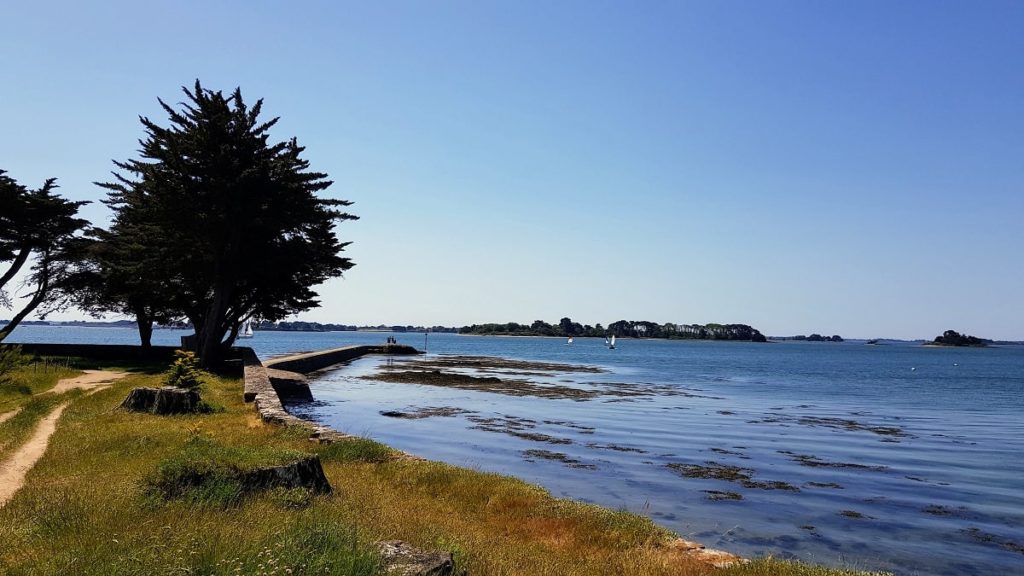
[284,335,1024,576]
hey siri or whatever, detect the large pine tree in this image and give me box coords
[99,81,356,366]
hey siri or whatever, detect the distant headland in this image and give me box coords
[459,318,768,342]
[771,333,844,342]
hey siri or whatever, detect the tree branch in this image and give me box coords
[0,245,30,292]
[0,254,51,342]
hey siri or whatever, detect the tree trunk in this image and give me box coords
[135,311,153,351]
[197,287,230,369]
[0,256,50,343]
[0,246,30,292]
[225,319,241,346]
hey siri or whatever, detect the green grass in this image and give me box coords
[314,436,396,464]
[0,361,889,576]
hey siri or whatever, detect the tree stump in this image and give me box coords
[121,386,201,414]
[239,455,332,494]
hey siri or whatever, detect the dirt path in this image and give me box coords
[48,369,128,395]
[0,371,124,426]
[0,370,127,506]
[0,403,69,505]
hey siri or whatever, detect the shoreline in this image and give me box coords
[276,342,1024,576]
[255,345,747,568]
[0,341,919,574]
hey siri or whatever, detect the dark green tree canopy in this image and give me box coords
[0,170,89,341]
[53,222,181,350]
[932,330,987,347]
[97,81,356,365]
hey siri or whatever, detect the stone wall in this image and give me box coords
[2,343,180,362]
[241,345,418,443]
[241,347,308,427]
[263,344,419,374]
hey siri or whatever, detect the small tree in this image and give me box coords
[0,171,89,342]
[164,350,204,389]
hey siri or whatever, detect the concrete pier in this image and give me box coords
[263,344,420,374]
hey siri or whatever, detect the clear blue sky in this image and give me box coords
[2,1,1022,340]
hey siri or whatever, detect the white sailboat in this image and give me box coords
[567,336,574,345]
[238,320,254,339]
[608,334,616,349]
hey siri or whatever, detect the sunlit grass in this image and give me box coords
[0,362,887,575]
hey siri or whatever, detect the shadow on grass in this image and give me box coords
[143,435,315,508]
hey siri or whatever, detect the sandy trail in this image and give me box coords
[0,403,69,505]
[0,370,127,506]
[48,369,128,395]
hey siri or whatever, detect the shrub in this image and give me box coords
[164,350,205,389]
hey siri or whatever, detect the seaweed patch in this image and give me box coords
[704,490,743,501]
[777,451,888,471]
[665,461,799,491]
[522,449,597,469]
[379,406,475,419]
[961,527,1024,555]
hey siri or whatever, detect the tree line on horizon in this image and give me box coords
[459,317,768,342]
[1,81,356,367]
[254,321,458,333]
[780,333,844,342]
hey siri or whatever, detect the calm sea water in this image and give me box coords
[8,325,1023,575]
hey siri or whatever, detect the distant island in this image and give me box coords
[460,318,768,342]
[772,333,844,342]
[929,330,989,347]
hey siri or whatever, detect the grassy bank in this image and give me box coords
[0,359,80,460]
[0,360,890,575]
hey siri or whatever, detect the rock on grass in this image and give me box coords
[376,540,455,576]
